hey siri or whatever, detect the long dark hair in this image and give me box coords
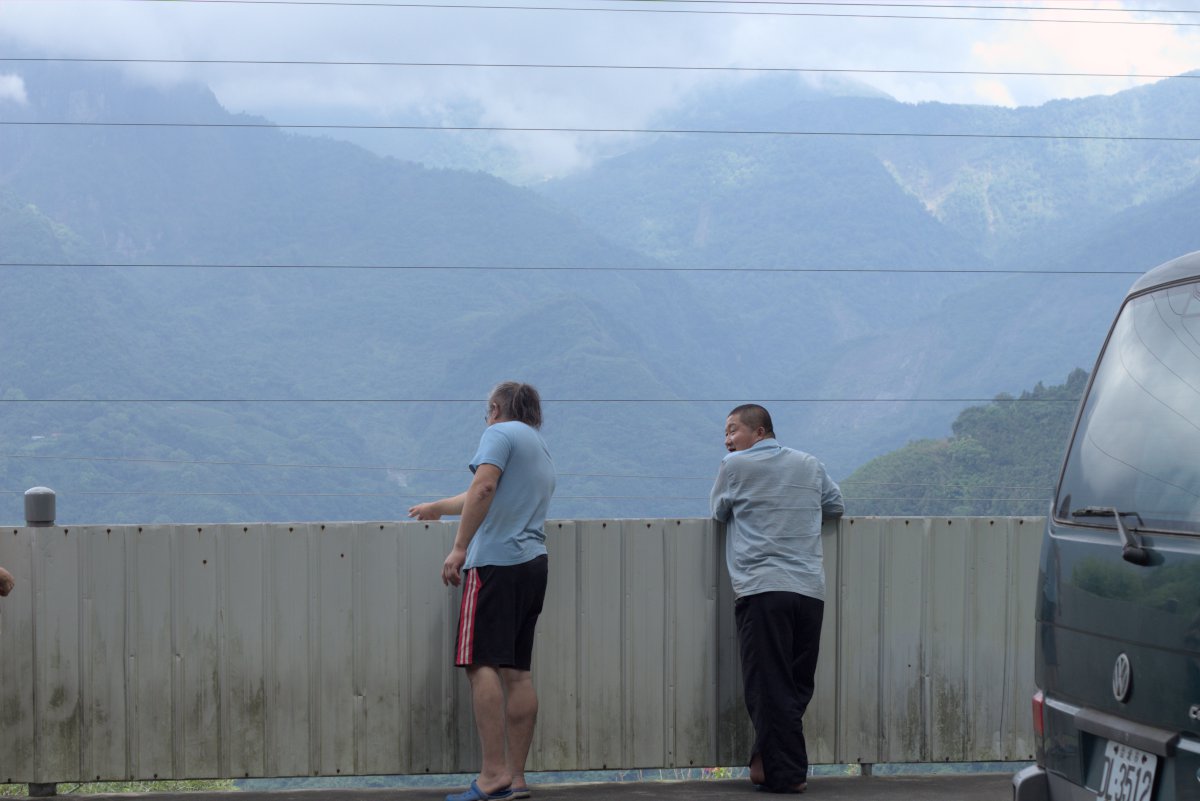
[490,381,543,429]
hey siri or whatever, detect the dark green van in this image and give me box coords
[1013,251,1200,801]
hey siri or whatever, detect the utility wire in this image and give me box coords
[843,482,1052,491]
[0,450,1058,491]
[842,496,1051,502]
[0,489,710,500]
[0,261,1146,275]
[6,56,1197,84]
[76,0,1200,14]
[607,0,1190,12]
[0,488,1051,502]
[581,0,1191,13]
[5,119,1200,142]
[0,397,1081,403]
[0,451,707,481]
[78,0,1200,27]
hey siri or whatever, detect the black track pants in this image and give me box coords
[735,590,824,791]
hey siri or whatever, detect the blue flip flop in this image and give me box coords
[511,788,531,799]
[446,779,514,801]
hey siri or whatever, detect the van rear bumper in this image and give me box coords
[1013,765,1103,801]
[1012,765,1048,801]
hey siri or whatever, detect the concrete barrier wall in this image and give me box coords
[0,517,1041,784]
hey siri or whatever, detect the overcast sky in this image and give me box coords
[1,0,1198,178]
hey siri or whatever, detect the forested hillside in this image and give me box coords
[541,72,1200,268]
[842,369,1089,517]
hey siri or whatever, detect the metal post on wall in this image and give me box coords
[24,487,57,797]
[25,486,56,528]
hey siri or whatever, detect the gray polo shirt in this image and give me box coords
[710,439,844,601]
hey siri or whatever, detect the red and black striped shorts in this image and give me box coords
[455,554,548,670]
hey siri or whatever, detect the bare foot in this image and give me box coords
[750,753,766,785]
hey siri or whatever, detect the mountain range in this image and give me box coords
[0,59,1195,524]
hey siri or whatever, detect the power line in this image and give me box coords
[0,488,711,500]
[0,450,1058,491]
[577,0,1193,14]
[0,397,1081,403]
[0,488,1050,502]
[6,119,1200,142]
[7,56,1197,84]
[0,451,713,481]
[84,0,1200,27]
[0,262,1148,275]
[0,452,457,473]
[845,496,1051,502]
[843,481,1052,491]
[80,0,1200,14]
[536,0,1191,13]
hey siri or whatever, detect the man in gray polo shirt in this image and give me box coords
[711,404,843,794]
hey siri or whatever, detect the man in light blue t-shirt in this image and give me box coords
[409,381,555,801]
[711,403,843,795]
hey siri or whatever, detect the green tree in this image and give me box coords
[842,369,1089,517]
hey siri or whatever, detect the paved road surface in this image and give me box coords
[27,774,1013,801]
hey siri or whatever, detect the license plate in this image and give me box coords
[1097,741,1157,801]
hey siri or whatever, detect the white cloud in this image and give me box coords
[0,0,1197,175]
[969,1,1200,106]
[0,73,27,105]
[972,79,1017,108]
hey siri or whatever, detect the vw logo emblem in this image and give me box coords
[1113,653,1132,703]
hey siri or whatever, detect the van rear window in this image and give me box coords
[1055,280,1200,535]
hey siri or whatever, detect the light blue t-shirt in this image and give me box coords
[465,420,556,569]
[710,439,844,600]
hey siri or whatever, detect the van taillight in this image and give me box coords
[1032,690,1046,758]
